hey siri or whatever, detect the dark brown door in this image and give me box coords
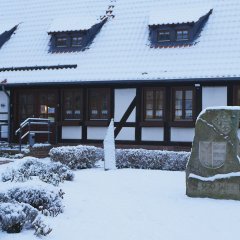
[15,90,58,144]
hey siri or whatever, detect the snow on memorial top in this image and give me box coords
[48,16,102,33]
[148,5,213,26]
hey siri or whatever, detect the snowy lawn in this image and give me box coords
[1,165,240,240]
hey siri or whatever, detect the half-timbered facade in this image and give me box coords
[0,0,240,146]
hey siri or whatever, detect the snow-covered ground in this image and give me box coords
[1,162,240,240]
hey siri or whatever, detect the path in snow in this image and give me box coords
[1,169,240,240]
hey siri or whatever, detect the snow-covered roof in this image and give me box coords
[0,21,18,35]
[149,5,212,26]
[0,0,239,85]
[48,16,102,33]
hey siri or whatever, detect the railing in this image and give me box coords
[15,118,51,151]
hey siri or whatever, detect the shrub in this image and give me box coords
[1,157,74,186]
[49,145,104,169]
[116,149,189,171]
[0,187,64,217]
[49,145,189,171]
[0,202,51,235]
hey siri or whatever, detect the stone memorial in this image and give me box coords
[186,107,240,200]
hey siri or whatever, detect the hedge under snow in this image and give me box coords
[50,145,190,171]
[0,184,64,236]
[1,157,74,186]
[49,145,103,169]
[0,186,64,217]
[0,202,52,236]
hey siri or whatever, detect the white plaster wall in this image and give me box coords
[202,87,227,110]
[0,91,9,121]
[114,89,136,122]
[116,127,135,141]
[141,127,164,141]
[0,125,8,138]
[62,126,82,140]
[171,128,195,142]
[87,127,108,140]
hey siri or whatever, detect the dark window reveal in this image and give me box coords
[39,93,57,122]
[176,30,189,41]
[173,88,194,121]
[71,36,82,47]
[157,31,170,42]
[56,37,67,47]
[19,93,35,121]
[88,89,110,120]
[143,88,165,120]
[63,90,82,120]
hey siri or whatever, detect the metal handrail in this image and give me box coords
[15,118,51,134]
[15,118,51,151]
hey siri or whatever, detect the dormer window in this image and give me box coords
[56,37,67,47]
[158,31,170,42]
[71,36,82,47]
[148,6,213,47]
[176,30,189,41]
[48,16,107,53]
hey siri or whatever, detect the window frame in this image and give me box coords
[176,29,189,41]
[157,30,171,42]
[87,88,111,121]
[55,36,68,48]
[71,35,83,47]
[142,87,165,122]
[171,87,195,126]
[62,89,83,121]
[233,85,240,106]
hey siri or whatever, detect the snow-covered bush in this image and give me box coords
[0,202,51,235]
[0,187,64,217]
[1,157,74,186]
[49,145,104,169]
[116,149,189,171]
[39,162,74,186]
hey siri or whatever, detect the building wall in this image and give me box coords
[62,126,82,140]
[141,127,164,141]
[202,86,227,109]
[0,91,9,139]
[114,89,136,122]
[171,128,195,142]
[9,84,235,145]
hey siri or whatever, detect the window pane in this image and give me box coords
[175,90,183,100]
[56,37,67,47]
[176,30,189,41]
[185,90,192,100]
[144,89,164,120]
[145,90,153,119]
[89,89,109,120]
[185,110,193,119]
[63,90,82,120]
[72,36,82,47]
[158,31,170,42]
[175,90,183,120]
[146,91,153,109]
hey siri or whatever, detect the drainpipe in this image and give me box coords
[1,83,10,143]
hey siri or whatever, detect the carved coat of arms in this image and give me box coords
[212,112,232,135]
[199,141,226,169]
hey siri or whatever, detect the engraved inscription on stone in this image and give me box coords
[212,112,232,135]
[197,182,240,195]
[199,141,226,169]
